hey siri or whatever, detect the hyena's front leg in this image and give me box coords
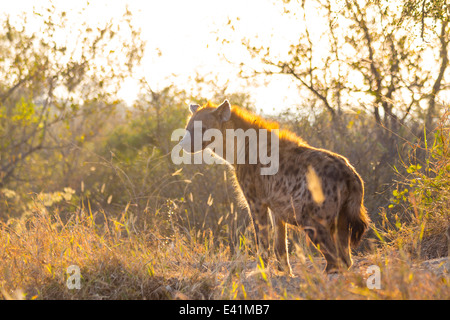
[273,216,293,276]
[247,200,270,267]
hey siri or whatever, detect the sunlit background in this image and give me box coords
[1,0,449,300]
[7,0,441,114]
[7,0,334,113]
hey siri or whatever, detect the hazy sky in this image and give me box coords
[7,1,438,116]
[6,0,310,114]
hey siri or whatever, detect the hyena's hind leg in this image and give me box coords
[273,215,293,275]
[334,211,354,270]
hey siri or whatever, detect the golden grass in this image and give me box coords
[1,201,448,300]
[0,204,220,300]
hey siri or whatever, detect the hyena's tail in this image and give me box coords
[349,204,370,247]
[344,175,371,248]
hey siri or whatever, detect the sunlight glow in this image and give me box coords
[4,0,443,113]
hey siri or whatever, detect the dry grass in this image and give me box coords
[1,200,448,300]
[0,204,220,300]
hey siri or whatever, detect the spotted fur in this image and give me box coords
[183,100,371,274]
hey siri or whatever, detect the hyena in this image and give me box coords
[180,100,370,274]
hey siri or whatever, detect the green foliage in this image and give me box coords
[390,126,449,211]
[402,0,450,22]
[380,120,449,259]
[0,3,144,192]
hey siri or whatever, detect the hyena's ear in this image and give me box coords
[215,99,231,122]
[189,104,200,114]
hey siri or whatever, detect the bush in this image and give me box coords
[376,115,450,259]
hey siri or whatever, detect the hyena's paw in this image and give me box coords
[274,260,294,277]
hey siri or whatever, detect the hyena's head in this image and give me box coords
[179,100,231,153]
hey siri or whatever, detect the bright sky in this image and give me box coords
[120,0,308,114]
[6,0,309,114]
[4,0,443,115]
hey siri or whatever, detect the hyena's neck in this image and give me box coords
[219,120,245,169]
[228,107,279,132]
[219,108,278,170]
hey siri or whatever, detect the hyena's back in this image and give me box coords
[264,144,370,248]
